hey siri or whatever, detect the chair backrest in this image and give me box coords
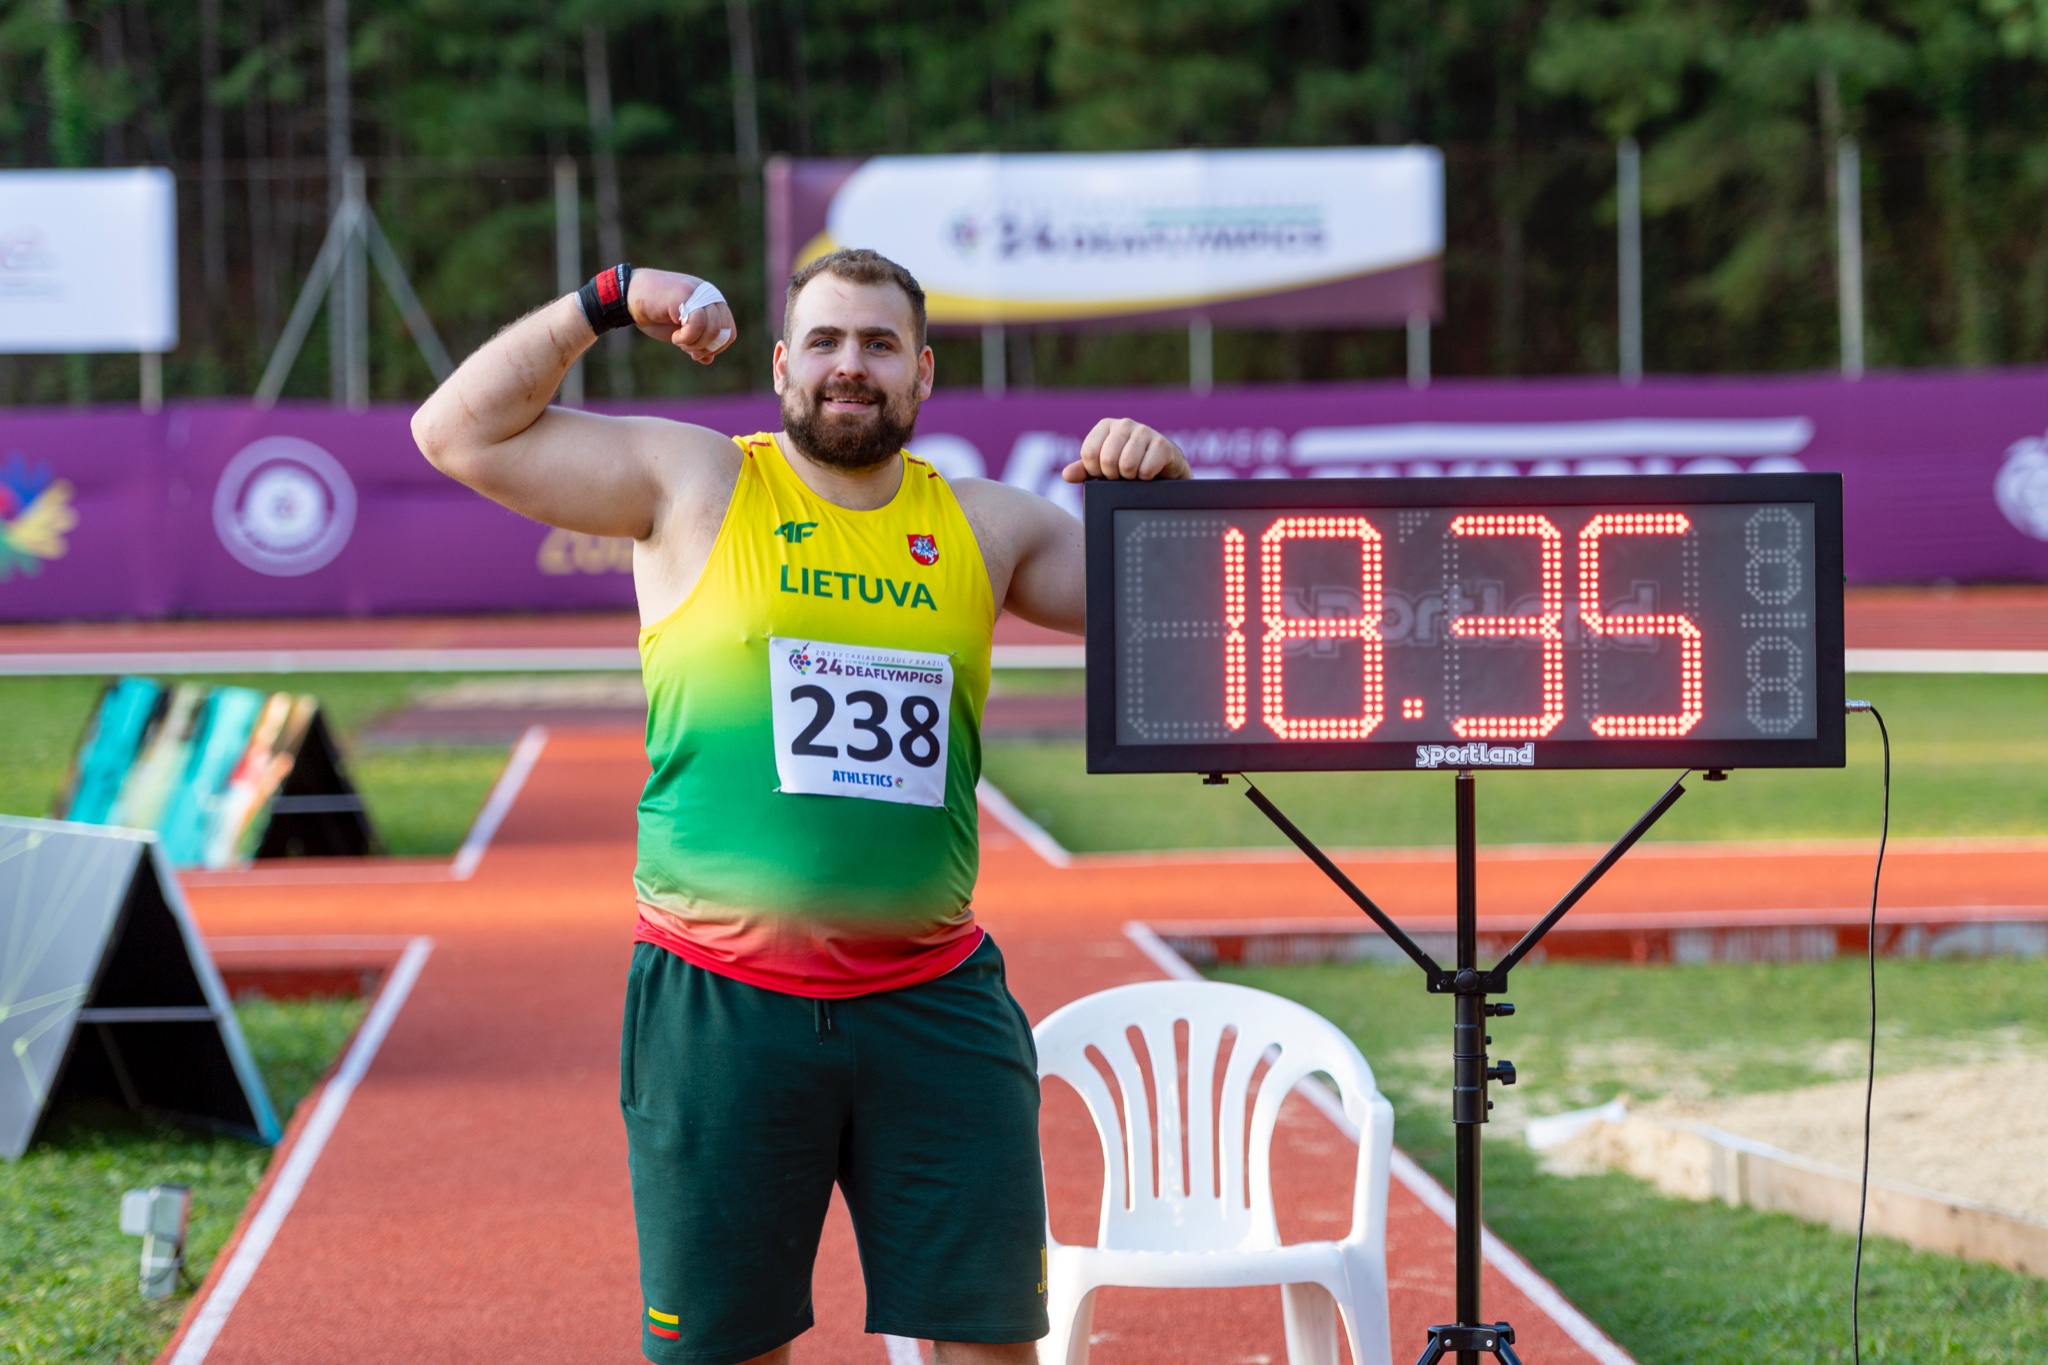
[1034,980,1382,1254]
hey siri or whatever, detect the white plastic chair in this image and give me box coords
[1034,980,1395,1365]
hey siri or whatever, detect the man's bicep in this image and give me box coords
[996,491,1086,635]
[462,412,709,540]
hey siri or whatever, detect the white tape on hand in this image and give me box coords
[679,280,733,353]
[681,280,726,320]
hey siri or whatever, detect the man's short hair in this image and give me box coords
[784,248,928,349]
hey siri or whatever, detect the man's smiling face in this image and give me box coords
[774,275,935,472]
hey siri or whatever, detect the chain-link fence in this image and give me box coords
[6,141,2048,406]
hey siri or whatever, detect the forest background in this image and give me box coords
[9,0,2048,404]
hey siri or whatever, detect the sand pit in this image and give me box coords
[1541,1055,2048,1274]
[1667,1058,2048,1223]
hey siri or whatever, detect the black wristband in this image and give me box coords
[577,263,634,334]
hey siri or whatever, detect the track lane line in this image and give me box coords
[0,644,1085,674]
[175,727,552,890]
[167,935,434,1365]
[452,725,548,880]
[204,934,422,952]
[0,648,641,675]
[975,779,1072,868]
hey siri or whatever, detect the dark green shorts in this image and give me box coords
[620,934,1049,1365]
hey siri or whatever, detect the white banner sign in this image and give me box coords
[0,169,178,353]
[813,148,1442,325]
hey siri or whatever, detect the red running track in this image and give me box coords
[6,583,2048,657]
[161,728,2048,1365]
[158,731,1657,1365]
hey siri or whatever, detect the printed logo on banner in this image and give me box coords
[1995,432,2048,541]
[212,436,357,577]
[537,527,633,575]
[0,451,77,581]
[0,229,59,299]
[817,149,1443,328]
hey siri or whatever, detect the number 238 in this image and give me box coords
[786,686,944,767]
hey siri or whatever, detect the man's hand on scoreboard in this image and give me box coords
[1063,419,1190,483]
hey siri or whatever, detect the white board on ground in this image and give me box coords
[0,817,277,1159]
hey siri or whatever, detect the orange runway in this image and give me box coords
[156,721,2048,1365]
[7,582,2046,659]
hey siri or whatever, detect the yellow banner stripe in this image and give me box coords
[922,254,1436,324]
[647,1309,680,1325]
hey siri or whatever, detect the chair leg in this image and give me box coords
[1334,1287,1391,1365]
[1340,1245,1394,1365]
[1038,1286,1097,1365]
[1280,1282,1340,1365]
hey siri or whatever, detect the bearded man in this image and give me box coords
[412,248,1188,1365]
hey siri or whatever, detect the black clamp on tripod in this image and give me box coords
[1230,767,1691,1365]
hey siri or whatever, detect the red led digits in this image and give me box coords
[1259,517,1386,741]
[1579,513,1703,737]
[1223,527,1248,731]
[1447,514,1565,739]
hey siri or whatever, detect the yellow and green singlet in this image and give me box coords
[632,432,995,997]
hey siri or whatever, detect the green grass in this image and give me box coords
[989,667,1090,695]
[0,996,368,1363]
[1213,957,2048,1122]
[1213,958,2048,1362]
[983,673,2048,851]
[348,746,523,856]
[0,673,534,857]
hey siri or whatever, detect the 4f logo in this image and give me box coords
[774,520,819,543]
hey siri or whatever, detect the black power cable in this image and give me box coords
[1844,699,1890,1364]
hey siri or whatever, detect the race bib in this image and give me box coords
[768,637,953,808]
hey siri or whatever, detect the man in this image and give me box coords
[412,249,1188,1365]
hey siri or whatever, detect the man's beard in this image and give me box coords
[782,376,920,472]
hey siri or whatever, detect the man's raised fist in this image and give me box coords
[628,268,737,365]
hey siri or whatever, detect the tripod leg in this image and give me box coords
[1416,1322,1518,1362]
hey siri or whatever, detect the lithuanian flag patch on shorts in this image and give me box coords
[647,1306,681,1339]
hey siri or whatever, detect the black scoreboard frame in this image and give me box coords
[1084,472,1846,775]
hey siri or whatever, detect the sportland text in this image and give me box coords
[1415,742,1537,770]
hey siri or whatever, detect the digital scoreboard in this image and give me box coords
[1085,474,1845,773]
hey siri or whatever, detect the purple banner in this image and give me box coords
[2,371,2047,622]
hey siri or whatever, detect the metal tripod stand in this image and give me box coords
[1232,767,1691,1365]
[254,159,453,410]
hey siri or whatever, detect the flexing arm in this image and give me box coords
[410,270,738,539]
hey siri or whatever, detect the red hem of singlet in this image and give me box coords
[633,910,987,1000]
